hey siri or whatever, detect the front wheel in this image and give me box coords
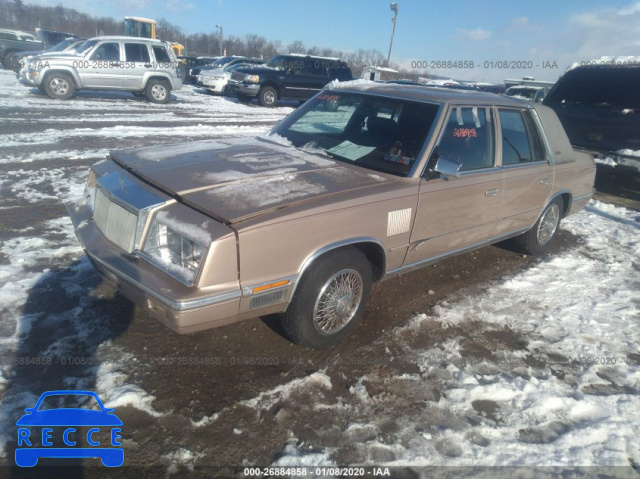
[513,197,563,255]
[145,79,171,104]
[258,86,277,107]
[43,73,75,100]
[279,247,372,348]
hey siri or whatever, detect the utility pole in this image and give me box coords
[215,24,223,56]
[387,3,398,67]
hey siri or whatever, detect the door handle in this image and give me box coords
[540,178,550,185]
[144,63,152,68]
[485,188,499,196]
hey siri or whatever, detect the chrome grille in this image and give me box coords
[94,188,138,253]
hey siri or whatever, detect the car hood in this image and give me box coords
[29,52,79,62]
[234,66,280,75]
[110,137,394,224]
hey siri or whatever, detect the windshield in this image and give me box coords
[75,39,98,55]
[225,62,262,72]
[49,38,76,52]
[265,55,286,70]
[267,91,439,177]
[505,88,537,99]
[545,67,640,109]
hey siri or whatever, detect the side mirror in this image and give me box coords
[433,157,462,178]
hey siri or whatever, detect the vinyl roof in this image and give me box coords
[333,81,532,107]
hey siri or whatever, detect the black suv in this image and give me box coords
[543,61,640,175]
[228,54,353,107]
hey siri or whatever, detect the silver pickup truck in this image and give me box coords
[22,36,183,103]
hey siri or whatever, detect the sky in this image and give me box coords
[22,0,640,82]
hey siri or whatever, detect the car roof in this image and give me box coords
[0,28,33,35]
[87,35,166,44]
[332,81,531,107]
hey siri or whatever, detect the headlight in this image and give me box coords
[142,213,208,284]
[244,74,260,83]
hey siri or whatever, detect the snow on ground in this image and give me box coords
[271,201,640,468]
[1,68,639,471]
[0,69,291,459]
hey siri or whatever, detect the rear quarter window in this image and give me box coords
[153,45,171,63]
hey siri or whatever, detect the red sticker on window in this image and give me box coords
[317,94,339,101]
[453,128,477,138]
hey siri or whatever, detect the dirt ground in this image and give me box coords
[0,79,638,478]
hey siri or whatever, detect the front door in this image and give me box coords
[404,106,504,266]
[81,41,122,88]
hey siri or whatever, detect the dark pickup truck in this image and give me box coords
[543,59,640,175]
[0,28,77,68]
[229,54,352,107]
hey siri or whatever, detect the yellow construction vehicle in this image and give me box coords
[123,17,184,56]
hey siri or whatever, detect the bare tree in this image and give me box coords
[286,40,305,54]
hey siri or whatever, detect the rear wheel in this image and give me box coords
[3,52,14,68]
[513,196,563,255]
[279,247,372,348]
[145,79,171,104]
[43,72,75,100]
[258,86,277,107]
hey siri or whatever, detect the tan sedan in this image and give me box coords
[68,83,595,348]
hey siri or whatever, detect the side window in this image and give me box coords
[437,106,494,171]
[290,60,313,75]
[152,45,171,63]
[498,109,544,165]
[125,43,150,63]
[90,43,120,62]
[310,60,327,77]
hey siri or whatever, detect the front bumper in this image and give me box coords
[67,198,243,334]
[23,69,43,86]
[228,80,260,97]
[198,75,228,93]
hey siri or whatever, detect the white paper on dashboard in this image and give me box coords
[326,141,376,161]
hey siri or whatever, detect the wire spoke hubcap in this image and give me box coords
[537,203,560,245]
[313,269,363,334]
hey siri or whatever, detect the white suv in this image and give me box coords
[22,36,183,103]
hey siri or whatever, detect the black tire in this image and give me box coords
[3,51,14,69]
[513,196,563,255]
[235,93,252,103]
[43,72,75,100]
[258,86,277,107]
[145,79,171,104]
[279,247,372,349]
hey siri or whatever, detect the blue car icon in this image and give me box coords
[15,390,123,467]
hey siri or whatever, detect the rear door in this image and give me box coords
[405,105,504,266]
[122,42,152,90]
[496,108,553,233]
[281,58,327,100]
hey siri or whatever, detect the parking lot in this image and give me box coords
[0,70,639,477]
